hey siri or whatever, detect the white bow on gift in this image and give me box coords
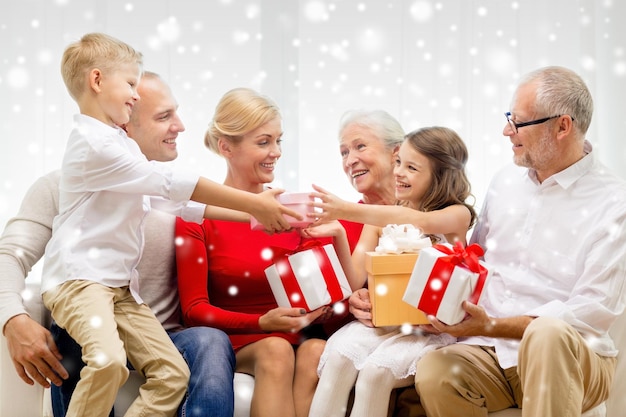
[375,224,432,254]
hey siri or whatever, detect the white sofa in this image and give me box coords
[2,279,625,417]
[0,279,254,417]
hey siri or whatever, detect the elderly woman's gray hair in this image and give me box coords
[338,109,405,149]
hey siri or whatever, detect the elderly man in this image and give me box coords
[412,66,626,416]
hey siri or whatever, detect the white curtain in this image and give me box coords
[1,0,625,229]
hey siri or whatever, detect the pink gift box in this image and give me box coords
[402,243,491,325]
[265,243,352,311]
[251,192,315,230]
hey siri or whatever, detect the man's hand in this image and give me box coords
[4,314,68,387]
[423,301,533,340]
[348,288,373,327]
[421,301,492,337]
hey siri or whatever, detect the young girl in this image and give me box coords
[305,126,477,417]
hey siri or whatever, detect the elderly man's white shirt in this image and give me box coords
[466,141,626,368]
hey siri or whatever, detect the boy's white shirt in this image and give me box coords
[41,114,200,301]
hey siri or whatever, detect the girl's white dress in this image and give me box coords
[318,321,455,379]
[318,233,455,379]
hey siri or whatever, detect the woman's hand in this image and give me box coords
[301,220,344,239]
[348,288,374,327]
[310,305,334,324]
[258,306,326,333]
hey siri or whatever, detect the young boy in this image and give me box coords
[42,33,300,417]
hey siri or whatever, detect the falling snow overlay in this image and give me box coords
[1,0,625,286]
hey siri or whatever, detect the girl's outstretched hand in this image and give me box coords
[309,184,349,223]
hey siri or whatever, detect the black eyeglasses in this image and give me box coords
[504,112,573,133]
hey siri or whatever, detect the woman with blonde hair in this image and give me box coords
[176,87,328,417]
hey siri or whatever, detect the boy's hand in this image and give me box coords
[253,189,302,233]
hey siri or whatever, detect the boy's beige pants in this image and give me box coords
[44,280,190,417]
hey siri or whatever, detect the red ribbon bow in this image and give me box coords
[417,242,489,319]
[432,241,484,274]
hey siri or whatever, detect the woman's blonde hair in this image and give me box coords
[60,32,143,101]
[404,126,477,229]
[205,88,281,155]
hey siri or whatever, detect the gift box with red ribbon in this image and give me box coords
[264,243,352,311]
[402,242,491,325]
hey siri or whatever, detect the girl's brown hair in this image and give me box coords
[404,126,477,229]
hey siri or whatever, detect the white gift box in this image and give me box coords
[265,243,352,311]
[402,243,490,325]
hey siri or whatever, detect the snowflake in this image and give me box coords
[303,1,329,23]
[410,1,434,22]
[375,283,388,296]
[260,247,273,260]
[333,301,346,315]
[87,247,100,259]
[580,55,596,71]
[94,351,108,367]
[21,287,33,302]
[614,61,626,76]
[356,28,384,54]
[400,323,413,335]
[233,30,250,45]
[157,17,180,42]
[90,315,103,329]
[290,292,302,303]
[7,67,29,89]
[429,278,443,291]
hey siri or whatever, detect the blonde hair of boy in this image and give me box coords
[61,32,143,101]
[204,87,281,155]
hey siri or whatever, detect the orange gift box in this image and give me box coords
[365,252,429,327]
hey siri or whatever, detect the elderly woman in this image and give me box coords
[335,109,405,251]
